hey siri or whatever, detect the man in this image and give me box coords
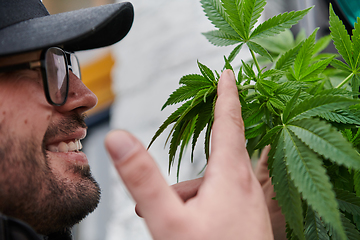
[0,0,279,239]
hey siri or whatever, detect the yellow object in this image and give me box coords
[81,53,115,116]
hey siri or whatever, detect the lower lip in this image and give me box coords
[47,151,89,165]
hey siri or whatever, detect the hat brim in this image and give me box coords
[0,2,134,57]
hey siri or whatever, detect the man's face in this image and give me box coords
[0,50,100,235]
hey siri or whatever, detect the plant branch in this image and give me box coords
[250,49,261,73]
[336,72,354,88]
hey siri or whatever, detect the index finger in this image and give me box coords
[208,69,251,172]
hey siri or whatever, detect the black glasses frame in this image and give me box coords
[0,47,80,106]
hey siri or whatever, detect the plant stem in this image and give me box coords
[237,84,255,92]
[336,72,354,88]
[250,49,261,73]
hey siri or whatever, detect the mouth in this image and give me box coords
[47,139,83,153]
[45,128,87,153]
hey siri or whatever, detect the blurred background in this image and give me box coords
[41,0,359,239]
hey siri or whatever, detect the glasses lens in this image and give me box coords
[45,48,68,105]
[70,54,81,80]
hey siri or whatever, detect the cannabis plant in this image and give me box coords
[149,0,360,239]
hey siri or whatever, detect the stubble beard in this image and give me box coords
[0,113,101,235]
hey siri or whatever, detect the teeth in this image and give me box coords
[47,139,82,153]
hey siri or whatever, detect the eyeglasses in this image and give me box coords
[0,47,81,106]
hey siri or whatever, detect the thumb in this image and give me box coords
[104,130,181,221]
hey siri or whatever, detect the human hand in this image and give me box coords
[168,148,287,240]
[105,69,274,240]
[254,146,286,240]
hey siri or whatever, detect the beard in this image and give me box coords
[0,113,101,235]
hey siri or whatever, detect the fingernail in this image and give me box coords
[106,130,137,163]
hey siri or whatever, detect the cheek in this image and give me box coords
[0,81,53,141]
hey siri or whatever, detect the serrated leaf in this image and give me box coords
[202,29,242,46]
[313,34,332,56]
[352,19,360,68]
[243,104,265,126]
[330,59,352,72]
[201,0,240,38]
[250,7,313,40]
[271,131,305,240]
[275,41,303,71]
[283,88,301,124]
[161,84,209,110]
[294,28,318,80]
[243,0,266,37]
[191,99,214,162]
[335,188,360,217]
[245,122,266,139]
[337,213,360,240]
[149,100,192,149]
[287,118,360,170]
[179,74,214,87]
[242,60,256,79]
[269,97,285,111]
[228,43,244,63]
[221,0,246,38]
[351,74,360,98]
[287,95,359,122]
[255,125,282,149]
[247,40,273,62]
[304,206,330,240]
[317,110,360,125]
[299,56,334,81]
[329,4,354,69]
[197,60,215,82]
[283,127,344,239]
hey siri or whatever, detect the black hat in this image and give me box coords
[0,0,134,57]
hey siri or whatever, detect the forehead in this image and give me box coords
[0,50,42,67]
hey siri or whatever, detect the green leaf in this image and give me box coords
[245,122,266,139]
[283,127,345,239]
[161,86,199,110]
[255,125,282,149]
[201,0,240,38]
[275,41,303,71]
[304,206,329,240]
[228,43,244,62]
[287,118,360,170]
[221,0,246,39]
[271,131,305,240]
[283,88,301,124]
[243,104,264,126]
[149,100,192,148]
[330,59,352,72]
[287,95,359,122]
[335,188,360,217]
[352,19,360,68]
[179,74,214,87]
[299,56,334,81]
[250,7,313,40]
[247,41,273,62]
[313,35,332,56]
[351,74,360,98]
[329,4,354,69]
[243,0,266,37]
[191,99,214,162]
[317,110,360,125]
[202,30,242,46]
[197,60,215,82]
[293,28,317,80]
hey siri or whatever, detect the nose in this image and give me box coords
[55,71,98,114]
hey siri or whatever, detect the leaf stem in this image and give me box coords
[250,49,261,73]
[237,84,255,92]
[336,72,354,88]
